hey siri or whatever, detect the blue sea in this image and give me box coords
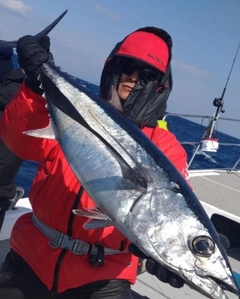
[14,75,240,198]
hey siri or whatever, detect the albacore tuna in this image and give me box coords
[25,61,239,299]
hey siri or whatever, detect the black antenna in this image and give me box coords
[205,42,240,138]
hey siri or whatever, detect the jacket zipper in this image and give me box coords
[51,186,84,292]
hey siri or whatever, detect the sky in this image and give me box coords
[0,0,240,138]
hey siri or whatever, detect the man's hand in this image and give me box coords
[17,35,50,94]
[145,257,184,288]
[17,35,49,79]
[129,244,184,288]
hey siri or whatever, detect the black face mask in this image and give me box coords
[121,80,165,127]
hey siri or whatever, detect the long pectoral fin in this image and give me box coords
[72,207,110,220]
[72,208,113,230]
[83,219,113,230]
[23,121,56,139]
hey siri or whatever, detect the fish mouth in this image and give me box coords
[185,274,239,299]
[210,276,239,296]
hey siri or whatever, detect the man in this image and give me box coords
[0,36,53,232]
[0,28,187,298]
[0,44,25,231]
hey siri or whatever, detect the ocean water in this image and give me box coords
[14,75,240,197]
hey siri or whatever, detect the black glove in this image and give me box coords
[129,244,184,288]
[145,258,184,288]
[17,35,50,94]
[39,35,55,65]
[39,35,50,53]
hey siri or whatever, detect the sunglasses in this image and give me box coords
[117,58,163,81]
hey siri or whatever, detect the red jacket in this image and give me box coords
[0,82,189,292]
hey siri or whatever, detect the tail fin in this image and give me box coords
[0,9,68,48]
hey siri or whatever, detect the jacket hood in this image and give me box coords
[99,27,173,128]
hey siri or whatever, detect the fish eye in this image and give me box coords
[191,236,215,257]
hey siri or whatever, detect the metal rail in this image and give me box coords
[163,113,240,169]
[229,158,240,173]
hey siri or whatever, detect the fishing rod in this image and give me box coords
[188,43,240,167]
[205,42,240,138]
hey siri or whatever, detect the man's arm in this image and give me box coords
[0,82,58,162]
[0,69,25,110]
[0,69,25,231]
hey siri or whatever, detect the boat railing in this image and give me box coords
[163,113,240,170]
[228,158,240,173]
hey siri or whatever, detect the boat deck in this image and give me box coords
[190,169,240,219]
